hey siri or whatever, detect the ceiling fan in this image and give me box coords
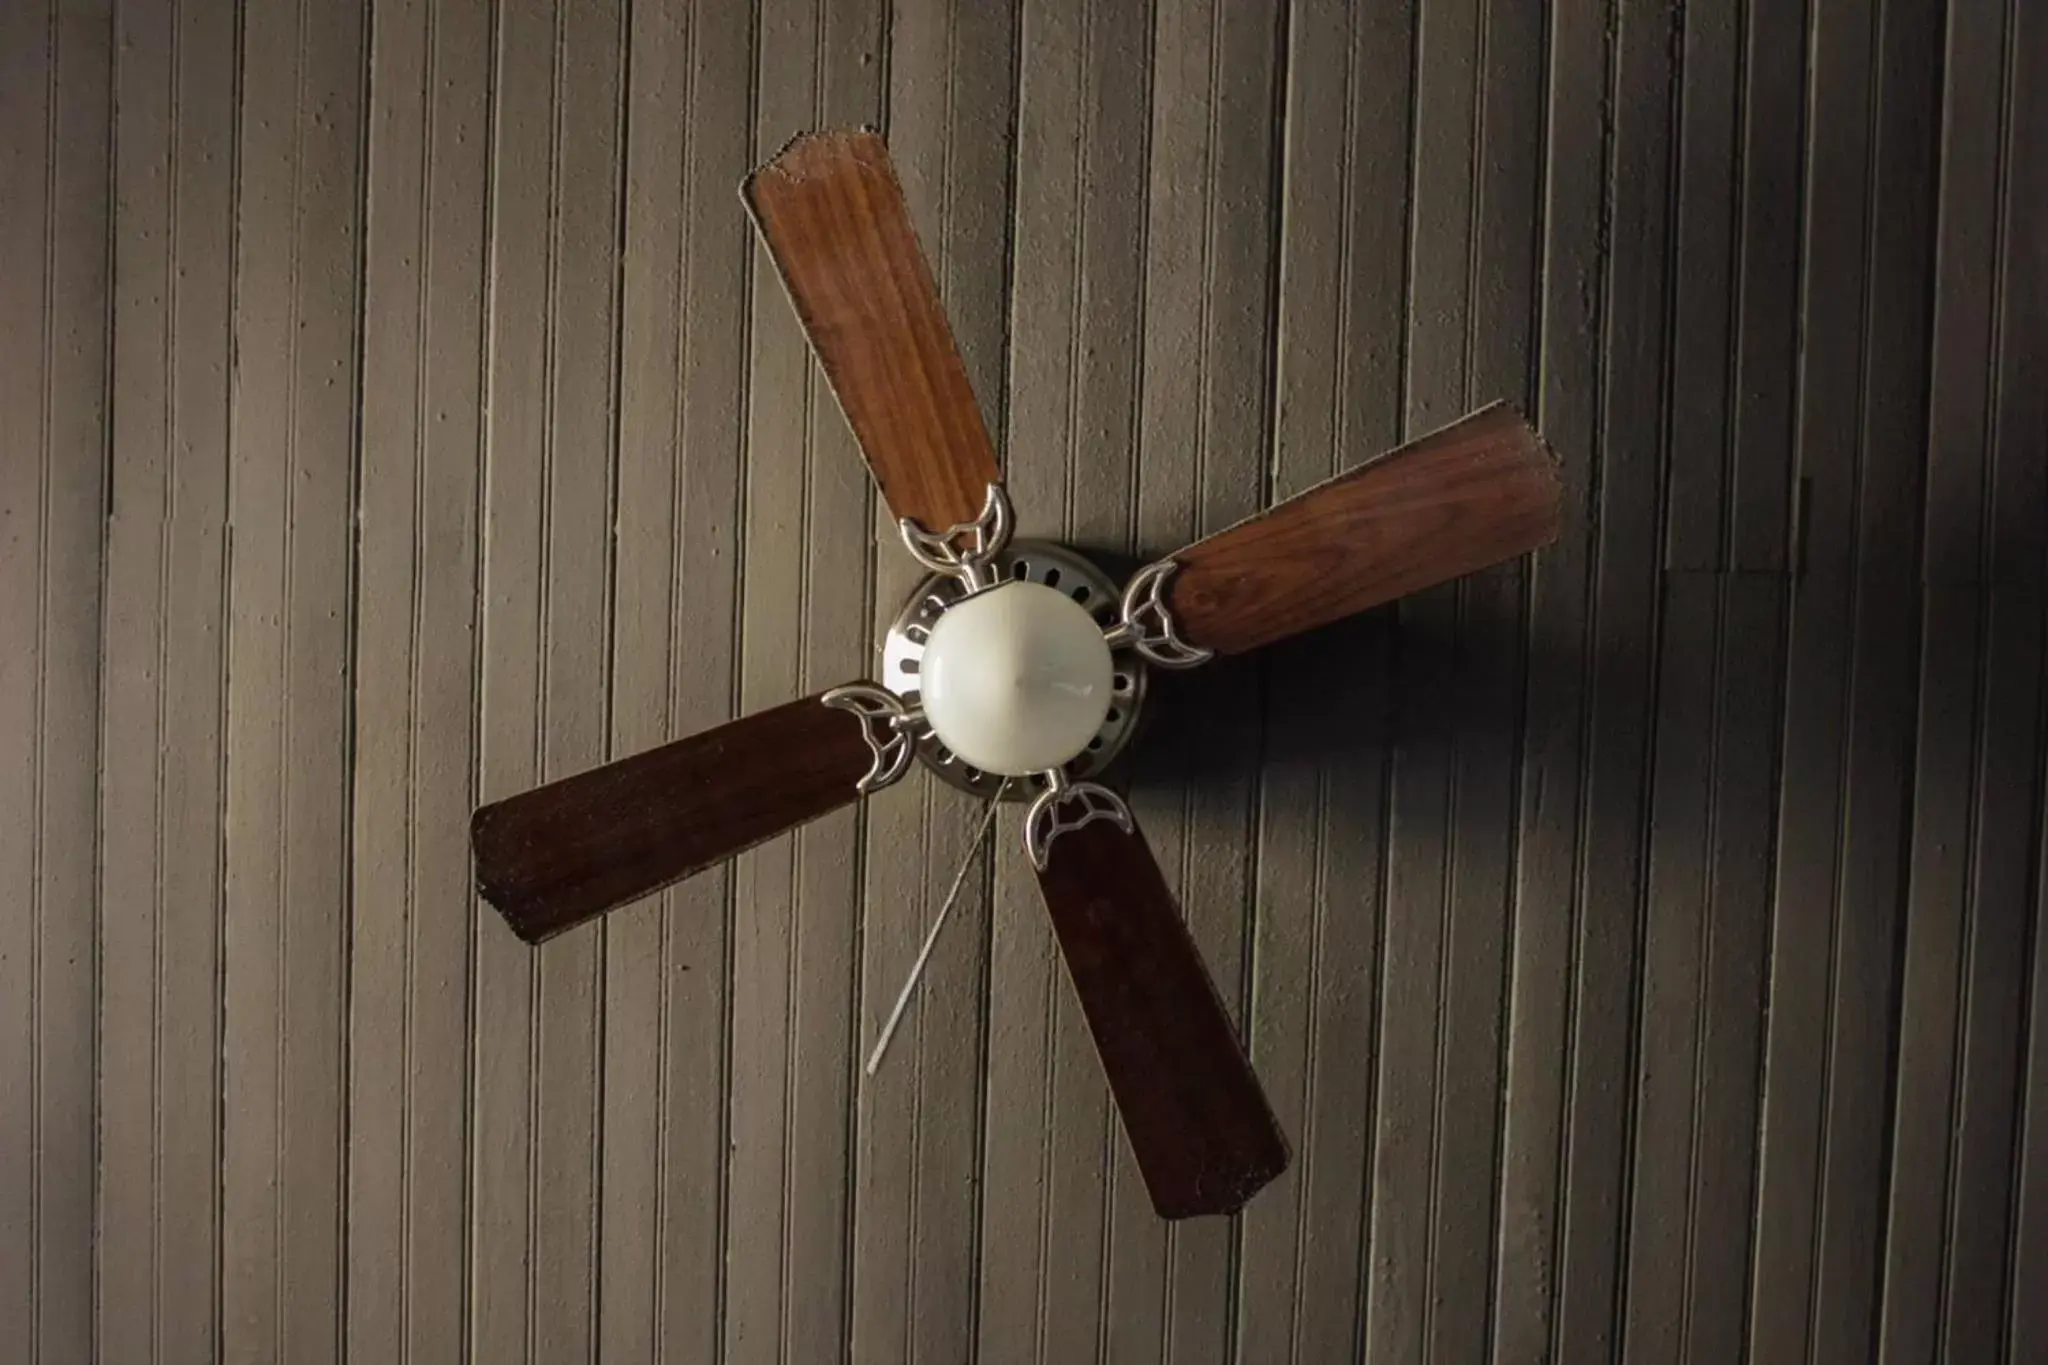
[471,129,1562,1220]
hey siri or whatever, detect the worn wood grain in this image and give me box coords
[474,692,877,943]
[745,127,1001,536]
[1033,817,1287,1218]
[1166,404,1560,659]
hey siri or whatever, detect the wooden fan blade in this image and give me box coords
[1162,402,1561,655]
[473,687,885,943]
[1033,815,1289,1218]
[743,129,1000,533]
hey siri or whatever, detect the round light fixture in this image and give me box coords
[917,580,1115,776]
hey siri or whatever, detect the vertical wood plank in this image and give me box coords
[1437,4,1543,1357]
[599,0,754,1360]
[1232,0,1410,1359]
[1874,583,1979,1365]
[1362,1,1476,1340]
[1626,573,1719,1365]
[1491,2,1606,1356]
[1659,1,1741,575]
[1745,0,1869,1339]
[1957,9,2048,1355]
[1938,535,2043,1361]
[1745,46,1860,1365]
[849,5,1019,1365]
[1998,11,2048,1360]
[1624,2,1748,1354]
[1727,4,1807,576]
[727,3,880,1360]
[221,0,367,1357]
[0,36,48,1351]
[1664,9,1813,1355]
[1368,0,1544,1357]
[1548,0,1679,1358]
[1875,1,2011,1355]
[347,0,493,1358]
[1802,3,1943,1356]
[1681,578,1786,1365]
[0,0,110,1358]
[97,0,239,1358]
[491,0,624,1356]
[533,7,624,1357]
[1125,1,1283,1361]
[1622,5,1753,1358]
[471,0,554,1353]
[971,0,1141,1358]
[471,0,627,1359]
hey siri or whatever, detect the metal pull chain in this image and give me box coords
[864,781,1008,1077]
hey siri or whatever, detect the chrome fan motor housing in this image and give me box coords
[882,540,1147,800]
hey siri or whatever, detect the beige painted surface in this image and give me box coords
[4,1,2046,1361]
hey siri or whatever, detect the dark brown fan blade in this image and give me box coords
[743,128,1000,533]
[1033,814,1289,1218]
[473,688,884,943]
[1161,402,1561,656]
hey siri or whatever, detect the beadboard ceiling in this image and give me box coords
[4,0,2044,1361]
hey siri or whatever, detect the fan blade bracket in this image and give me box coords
[820,682,921,793]
[1022,769,1134,871]
[895,480,1014,592]
[1102,558,1215,670]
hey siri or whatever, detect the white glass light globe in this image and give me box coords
[918,580,1115,776]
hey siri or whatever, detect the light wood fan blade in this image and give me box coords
[744,128,1000,534]
[1032,812,1289,1218]
[1157,402,1561,656]
[473,687,893,943]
